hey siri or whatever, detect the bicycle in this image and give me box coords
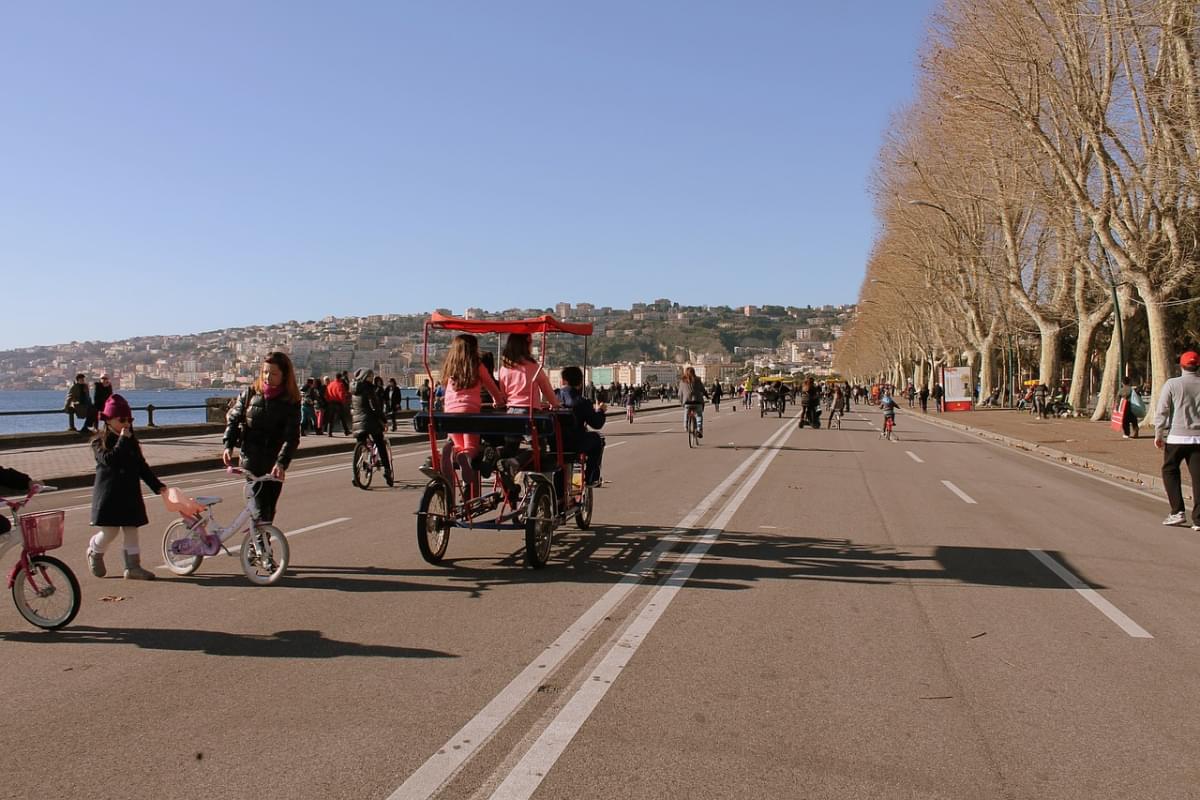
[161,468,289,585]
[881,415,897,441]
[1,484,81,629]
[685,406,701,448]
[353,434,393,489]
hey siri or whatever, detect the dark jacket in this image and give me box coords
[383,384,404,411]
[351,379,386,436]
[0,466,32,494]
[223,387,301,475]
[556,387,607,430]
[679,379,708,406]
[93,381,113,413]
[90,432,165,527]
[64,381,91,414]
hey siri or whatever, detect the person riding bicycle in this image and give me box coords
[880,391,898,429]
[827,385,847,428]
[679,366,708,439]
[624,387,636,421]
[351,367,394,487]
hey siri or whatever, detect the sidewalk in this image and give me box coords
[2,402,679,490]
[909,407,1185,501]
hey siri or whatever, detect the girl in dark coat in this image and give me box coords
[222,351,301,525]
[86,394,170,580]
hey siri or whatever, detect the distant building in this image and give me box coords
[555,302,572,318]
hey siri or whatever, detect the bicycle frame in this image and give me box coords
[175,471,277,556]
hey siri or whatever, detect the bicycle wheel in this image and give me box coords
[417,481,451,564]
[686,415,697,448]
[161,518,204,576]
[574,485,593,530]
[240,525,289,585]
[524,484,554,569]
[12,555,81,630]
[352,442,374,489]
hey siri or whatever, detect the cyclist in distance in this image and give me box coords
[679,366,709,439]
[880,390,898,434]
[351,367,393,487]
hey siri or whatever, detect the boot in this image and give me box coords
[123,551,156,580]
[86,547,106,578]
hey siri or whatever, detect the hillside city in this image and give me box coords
[0,300,853,391]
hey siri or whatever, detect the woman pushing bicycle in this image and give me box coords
[223,352,302,526]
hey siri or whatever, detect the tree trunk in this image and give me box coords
[1037,322,1062,387]
[1090,285,1136,421]
[1131,276,1174,412]
[1067,318,1099,414]
[977,333,996,401]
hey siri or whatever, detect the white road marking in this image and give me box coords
[906,451,924,463]
[606,441,628,449]
[659,428,675,433]
[759,525,778,529]
[387,417,798,800]
[941,480,977,504]
[910,414,1169,503]
[488,402,794,800]
[1027,549,1153,639]
[226,517,351,554]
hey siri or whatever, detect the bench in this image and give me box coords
[411,411,580,437]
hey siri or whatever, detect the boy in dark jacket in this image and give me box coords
[351,368,393,486]
[555,366,607,486]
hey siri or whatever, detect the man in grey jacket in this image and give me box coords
[1155,351,1200,528]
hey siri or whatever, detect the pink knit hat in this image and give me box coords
[100,394,133,421]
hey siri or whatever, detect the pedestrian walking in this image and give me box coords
[919,386,929,413]
[1117,376,1142,439]
[1156,352,1200,528]
[384,378,404,431]
[84,394,180,580]
[300,378,318,435]
[932,383,945,413]
[711,381,723,412]
[222,351,301,527]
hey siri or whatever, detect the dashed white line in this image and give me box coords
[906,451,924,463]
[1027,549,1153,638]
[941,480,977,504]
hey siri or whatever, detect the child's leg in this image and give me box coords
[119,526,155,580]
[86,526,122,577]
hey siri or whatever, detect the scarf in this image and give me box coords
[261,382,285,400]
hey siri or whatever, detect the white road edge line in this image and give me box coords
[906,451,924,464]
[941,480,977,504]
[488,399,794,799]
[386,417,798,800]
[606,441,628,449]
[1027,549,1153,639]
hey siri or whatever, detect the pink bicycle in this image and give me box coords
[1,485,81,629]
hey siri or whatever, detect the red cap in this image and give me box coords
[1182,352,1200,369]
[100,394,133,421]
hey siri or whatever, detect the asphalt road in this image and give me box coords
[1,402,1197,800]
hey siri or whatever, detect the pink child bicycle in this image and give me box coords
[1,484,81,629]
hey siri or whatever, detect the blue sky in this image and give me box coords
[1,1,934,349]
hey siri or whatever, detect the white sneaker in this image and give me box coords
[1163,512,1187,526]
[1122,435,1130,439]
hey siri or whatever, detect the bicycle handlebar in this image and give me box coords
[3,483,58,510]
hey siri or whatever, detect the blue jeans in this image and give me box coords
[684,404,704,432]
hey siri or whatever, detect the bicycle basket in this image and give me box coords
[20,510,65,551]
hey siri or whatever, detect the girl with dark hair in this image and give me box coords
[498,333,559,411]
[678,366,708,438]
[222,352,301,525]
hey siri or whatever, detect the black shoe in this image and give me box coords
[385,473,395,487]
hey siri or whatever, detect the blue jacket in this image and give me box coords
[556,387,606,431]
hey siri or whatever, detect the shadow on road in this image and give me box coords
[0,625,459,659]
[678,531,1100,591]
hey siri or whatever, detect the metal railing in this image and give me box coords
[0,403,208,430]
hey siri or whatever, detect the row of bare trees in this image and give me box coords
[836,0,1200,417]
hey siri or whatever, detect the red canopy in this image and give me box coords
[426,312,593,336]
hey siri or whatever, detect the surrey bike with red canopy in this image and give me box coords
[411,313,596,569]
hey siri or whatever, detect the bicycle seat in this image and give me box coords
[194,496,223,507]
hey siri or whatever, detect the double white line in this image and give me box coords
[388,416,798,800]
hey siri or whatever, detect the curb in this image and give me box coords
[37,402,679,491]
[914,412,1189,502]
